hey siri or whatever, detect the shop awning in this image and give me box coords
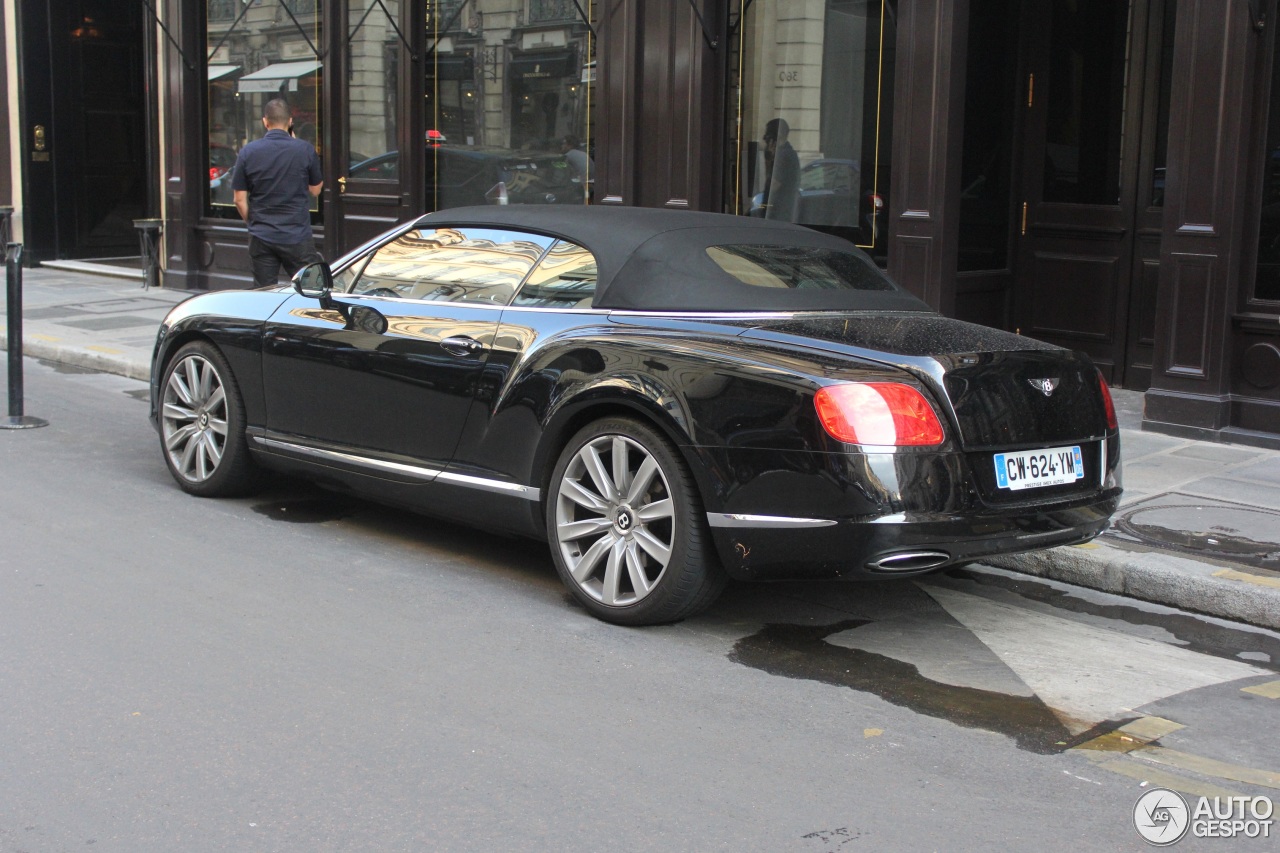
[509,51,574,80]
[238,60,323,94]
[208,65,241,82]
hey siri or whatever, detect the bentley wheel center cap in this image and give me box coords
[198,412,210,429]
[615,507,635,533]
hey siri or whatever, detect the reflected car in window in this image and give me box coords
[149,207,1121,626]
[347,146,581,207]
[750,158,886,251]
[209,142,238,206]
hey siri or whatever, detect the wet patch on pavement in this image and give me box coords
[35,358,101,375]
[729,620,1122,754]
[1107,492,1280,572]
[252,497,363,524]
[946,567,1280,670]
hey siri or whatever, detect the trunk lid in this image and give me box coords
[740,313,1109,450]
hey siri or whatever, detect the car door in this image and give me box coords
[260,224,554,468]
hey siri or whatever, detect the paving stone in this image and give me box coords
[1171,443,1267,464]
[1181,477,1280,509]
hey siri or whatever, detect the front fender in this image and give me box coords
[150,289,292,430]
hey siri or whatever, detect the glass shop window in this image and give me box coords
[423,0,597,212]
[725,0,896,265]
[346,0,401,183]
[206,0,324,220]
[348,226,554,306]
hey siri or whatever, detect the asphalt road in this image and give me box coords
[3,359,1279,852]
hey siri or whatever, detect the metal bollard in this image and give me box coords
[3,242,48,430]
[133,218,163,290]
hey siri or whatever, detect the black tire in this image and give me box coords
[158,340,262,497]
[546,417,726,625]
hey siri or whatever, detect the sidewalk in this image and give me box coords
[4,264,1280,631]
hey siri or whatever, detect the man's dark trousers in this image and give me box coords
[249,235,322,287]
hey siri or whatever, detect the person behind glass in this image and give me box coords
[560,134,594,202]
[761,118,800,222]
[232,98,324,285]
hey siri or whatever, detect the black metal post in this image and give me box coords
[133,218,163,290]
[3,242,48,430]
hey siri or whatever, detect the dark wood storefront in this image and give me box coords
[892,0,1280,446]
[135,0,1280,446]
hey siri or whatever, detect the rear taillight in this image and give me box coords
[209,167,223,182]
[1097,370,1118,430]
[814,383,945,446]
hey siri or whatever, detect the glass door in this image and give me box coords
[331,0,415,252]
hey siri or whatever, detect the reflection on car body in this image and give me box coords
[149,206,1121,626]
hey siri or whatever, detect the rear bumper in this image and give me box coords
[706,490,1119,581]
[694,438,1122,581]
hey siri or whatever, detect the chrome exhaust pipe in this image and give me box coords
[866,551,952,572]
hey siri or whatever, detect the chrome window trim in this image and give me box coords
[610,310,798,320]
[706,513,837,529]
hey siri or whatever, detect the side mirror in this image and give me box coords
[293,262,333,299]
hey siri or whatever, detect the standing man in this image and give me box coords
[232,99,323,285]
[762,118,799,222]
[560,134,594,202]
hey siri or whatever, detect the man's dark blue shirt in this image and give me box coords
[231,129,322,244]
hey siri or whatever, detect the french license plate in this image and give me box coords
[993,445,1084,491]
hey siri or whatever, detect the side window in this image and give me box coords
[348,227,554,306]
[511,240,598,308]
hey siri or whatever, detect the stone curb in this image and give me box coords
[985,538,1280,632]
[0,333,151,383]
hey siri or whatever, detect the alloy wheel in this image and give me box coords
[161,353,229,483]
[554,434,677,607]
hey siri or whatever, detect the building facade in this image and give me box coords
[3,0,1280,446]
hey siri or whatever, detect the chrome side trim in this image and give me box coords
[252,436,540,500]
[436,470,541,501]
[1099,437,1107,488]
[253,436,442,481]
[706,513,838,529]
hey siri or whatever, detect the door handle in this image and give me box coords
[441,335,484,357]
[338,176,347,194]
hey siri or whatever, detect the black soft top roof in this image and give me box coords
[417,205,932,313]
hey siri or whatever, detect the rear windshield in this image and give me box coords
[706,245,895,292]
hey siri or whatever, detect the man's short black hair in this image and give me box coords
[264,99,292,127]
[763,117,789,142]
[562,134,581,149]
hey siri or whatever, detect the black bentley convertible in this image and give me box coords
[150,206,1121,625]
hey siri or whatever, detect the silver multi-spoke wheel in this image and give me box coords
[555,433,677,607]
[158,342,259,497]
[162,353,228,483]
